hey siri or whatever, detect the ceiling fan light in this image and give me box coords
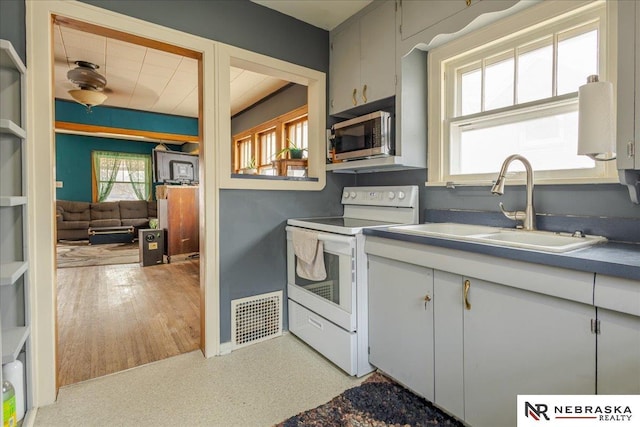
[68,89,107,108]
[67,61,107,91]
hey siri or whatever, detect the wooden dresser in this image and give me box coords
[157,185,199,263]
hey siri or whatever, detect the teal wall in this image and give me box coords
[55,100,194,201]
[56,99,198,135]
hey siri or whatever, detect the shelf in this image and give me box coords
[0,39,26,74]
[0,196,27,207]
[2,326,30,364]
[0,261,28,286]
[0,119,27,139]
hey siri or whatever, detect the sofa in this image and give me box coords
[56,200,157,241]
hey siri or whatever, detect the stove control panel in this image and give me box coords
[342,186,418,208]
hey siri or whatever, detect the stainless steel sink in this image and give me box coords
[387,223,607,253]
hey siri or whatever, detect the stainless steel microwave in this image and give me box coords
[331,111,393,161]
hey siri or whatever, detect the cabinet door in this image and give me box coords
[617,0,638,170]
[368,255,434,400]
[330,21,360,114]
[636,1,640,169]
[400,0,471,41]
[433,270,464,420]
[359,0,396,106]
[164,187,199,257]
[463,278,595,427]
[597,309,640,394]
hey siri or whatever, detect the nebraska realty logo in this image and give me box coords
[518,396,638,426]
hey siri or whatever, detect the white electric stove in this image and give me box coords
[286,186,419,376]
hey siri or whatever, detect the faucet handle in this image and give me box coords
[498,202,527,223]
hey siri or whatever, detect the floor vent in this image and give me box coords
[231,291,283,350]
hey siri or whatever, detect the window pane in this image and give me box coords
[460,68,481,115]
[557,29,598,95]
[484,57,514,111]
[105,182,139,201]
[238,139,251,168]
[260,131,276,165]
[451,109,593,175]
[287,118,309,158]
[517,44,553,103]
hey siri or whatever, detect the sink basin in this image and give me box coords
[386,223,607,253]
[388,223,501,238]
[477,230,607,253]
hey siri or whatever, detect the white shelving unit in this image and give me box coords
[0,38,32,414]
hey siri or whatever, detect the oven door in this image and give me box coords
[286,226,356,331]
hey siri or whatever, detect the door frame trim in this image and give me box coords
[26,0,219,406]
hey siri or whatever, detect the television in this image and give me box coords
[153,149,199,184]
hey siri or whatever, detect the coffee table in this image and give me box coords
[88,225,135,245]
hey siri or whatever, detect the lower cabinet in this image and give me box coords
[460,276,595,427]
[368,255,434,401]
[597,309,640,394]
[368,251,597,427]
[594,275,640,394]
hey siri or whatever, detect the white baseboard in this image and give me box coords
[218,341,232,355]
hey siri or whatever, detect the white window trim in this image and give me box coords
[427,0,619,187]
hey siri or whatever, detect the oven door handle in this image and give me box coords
[286,226,356,245]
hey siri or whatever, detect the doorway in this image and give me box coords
[51,16,203,387]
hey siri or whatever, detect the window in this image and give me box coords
[428,1,617,185]
[232,105,308,175]
[286,116,309,158]
[92,151,151,202]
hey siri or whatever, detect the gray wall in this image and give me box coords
[80,0,327,71]
[5,0,638,344]
[77,0,344,342]
[0,0,25,62]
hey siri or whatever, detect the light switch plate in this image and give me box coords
[56,181,63,188]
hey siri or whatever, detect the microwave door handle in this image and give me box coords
[386,114,392,151]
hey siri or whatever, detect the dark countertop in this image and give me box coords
[364,228,640,281]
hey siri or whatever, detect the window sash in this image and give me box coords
[428,0,616,186]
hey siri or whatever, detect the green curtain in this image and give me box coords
[123,155,151,201]
[92,151,121,202]
[92,151,151,202]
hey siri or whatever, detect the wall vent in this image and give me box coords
[231,291,282,350]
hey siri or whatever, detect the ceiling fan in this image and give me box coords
[66,60,109,111]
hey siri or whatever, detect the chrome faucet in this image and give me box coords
[491,154,536,230]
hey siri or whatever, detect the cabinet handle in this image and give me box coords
[352,88,358,106]
[424,294,431,310]
[362,84,368,103]
[464,279,471,310]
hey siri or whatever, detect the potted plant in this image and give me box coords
[276,138,307,159]
[242,157,258,174]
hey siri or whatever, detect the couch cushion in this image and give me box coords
[119,200,149,219]
[57,220,90,230]
[57,200,90,221]
[89,219,122,228]
[91,202,120,221]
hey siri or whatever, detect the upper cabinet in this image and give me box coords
[617,0,640,202]
[400,0,474,41]
[329,1,396,115]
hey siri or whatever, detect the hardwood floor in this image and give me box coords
[56,259,200,387]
